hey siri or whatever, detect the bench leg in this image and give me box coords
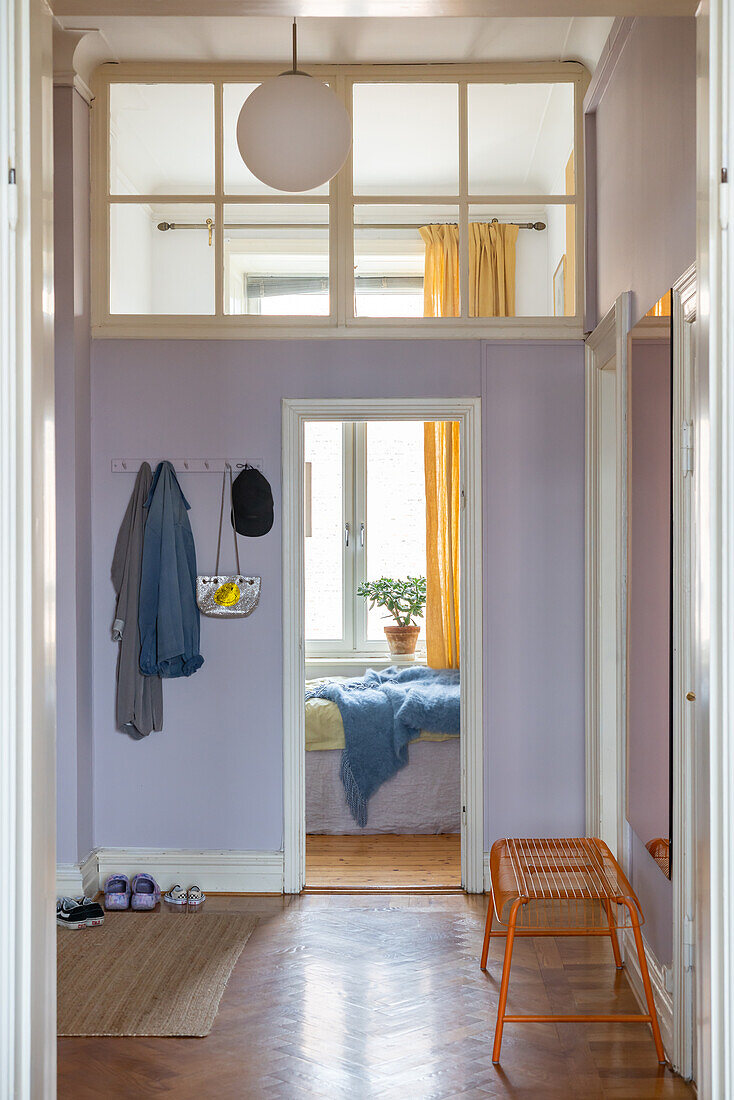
[624,900,666,1064]
[492,898,523,1063]
[604,899,623,969]
[480,893,494,970]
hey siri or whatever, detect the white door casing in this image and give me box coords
[282,398,483,895]
[585,282,697,1076]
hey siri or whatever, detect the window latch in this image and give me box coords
[359,522,365,548]
[344,522,350,548]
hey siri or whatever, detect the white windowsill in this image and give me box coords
[305,653,427,678]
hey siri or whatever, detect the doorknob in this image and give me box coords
[686,691,696,702]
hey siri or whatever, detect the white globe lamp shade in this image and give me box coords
[237,73,352,193]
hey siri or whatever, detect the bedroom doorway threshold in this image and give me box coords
[304,834,462,891]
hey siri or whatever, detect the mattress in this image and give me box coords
[306,737,461,835]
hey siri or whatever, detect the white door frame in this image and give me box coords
[585,283,697,1075]
[282,397,483,895]
[0,1,56,1097]
[585,292,630,857]
[671,263,697,1082]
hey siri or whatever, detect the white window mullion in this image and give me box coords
[353,422,368,652]
[343,421,356,652]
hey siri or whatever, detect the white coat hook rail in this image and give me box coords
[111,458,263,474]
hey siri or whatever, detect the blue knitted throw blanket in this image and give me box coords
[306,666,460,827]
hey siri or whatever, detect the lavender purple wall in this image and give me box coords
[54,86,93,864]
[483,343,586,842]
[87,338,585,853]
[593,17,696,327]
[588,14,695,966]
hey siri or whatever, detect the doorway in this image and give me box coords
[585,279,697,1077]
[302,417,458,888]
[282,398,483,895]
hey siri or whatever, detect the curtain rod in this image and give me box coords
[157,218,547,234]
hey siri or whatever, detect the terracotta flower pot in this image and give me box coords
[384,624,420,656]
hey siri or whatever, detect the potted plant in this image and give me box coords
[357,576,427,658]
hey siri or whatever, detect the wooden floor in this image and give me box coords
[305,832,462,888]
[58,893,695,1099]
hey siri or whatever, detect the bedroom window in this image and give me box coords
[305,421,427,657]
[93,63,587,336]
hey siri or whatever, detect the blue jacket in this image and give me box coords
[139,461,204,678]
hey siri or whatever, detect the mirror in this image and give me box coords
[626,291,673,879]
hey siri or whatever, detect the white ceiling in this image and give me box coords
[57,15,616,72]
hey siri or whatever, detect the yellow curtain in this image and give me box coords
[468,222,518,317]
[419,225,460,317]
[423,421,460,669]
[420,222,516,668]
[420,221,518,318]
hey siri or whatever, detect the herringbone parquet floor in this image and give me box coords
[57,893,695,1099]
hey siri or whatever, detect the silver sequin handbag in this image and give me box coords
[196,465,261,619]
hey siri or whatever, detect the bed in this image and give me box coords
[305,673,461,835]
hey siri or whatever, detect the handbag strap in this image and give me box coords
[215,464,241,576]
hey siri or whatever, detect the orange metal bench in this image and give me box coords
[481,836,665,1064]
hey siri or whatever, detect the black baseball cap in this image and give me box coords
[231,465,274,537]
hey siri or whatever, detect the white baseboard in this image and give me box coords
[95,848,284,894]
[622,927,673,1060]
[80,849,100,899]
[55,863,83,897]
[58,848,284,897]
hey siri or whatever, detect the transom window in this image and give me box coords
[305,421,427,657]
[94,63,586,335]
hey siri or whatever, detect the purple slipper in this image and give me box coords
[130,873,161,911]
[104,874,131,910]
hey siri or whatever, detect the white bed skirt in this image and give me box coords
[306,738,461,835]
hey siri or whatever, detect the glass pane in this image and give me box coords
[468,83,574,195]
[353,205,458,318]
[224,205,329,316]
[110,84,214,196]
[365,422,426,642]
[223,84,329,196]
[468,205,575,317]
[110,203,215,315]
[353,84,459,196]
[305,422,343,641]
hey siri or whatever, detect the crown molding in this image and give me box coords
[53,23,116,104]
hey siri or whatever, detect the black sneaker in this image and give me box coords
[56,897,105,929]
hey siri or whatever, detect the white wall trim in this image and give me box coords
[283,397,483,895]
[583,17,635,114]
[0,2,57,1096]
[697,2,733,1091]
[76,849,285,895]
[622,927,674,1063]
[55,864,83,897]
[671,263,697,1081]
[584,293,630,852]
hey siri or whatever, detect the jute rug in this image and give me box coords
[57,911,258,1037]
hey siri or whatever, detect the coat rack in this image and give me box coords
[111,459,263,474]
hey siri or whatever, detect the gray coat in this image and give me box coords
[112,462,163,738]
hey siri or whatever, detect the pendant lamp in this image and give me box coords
[236,20,352,193]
